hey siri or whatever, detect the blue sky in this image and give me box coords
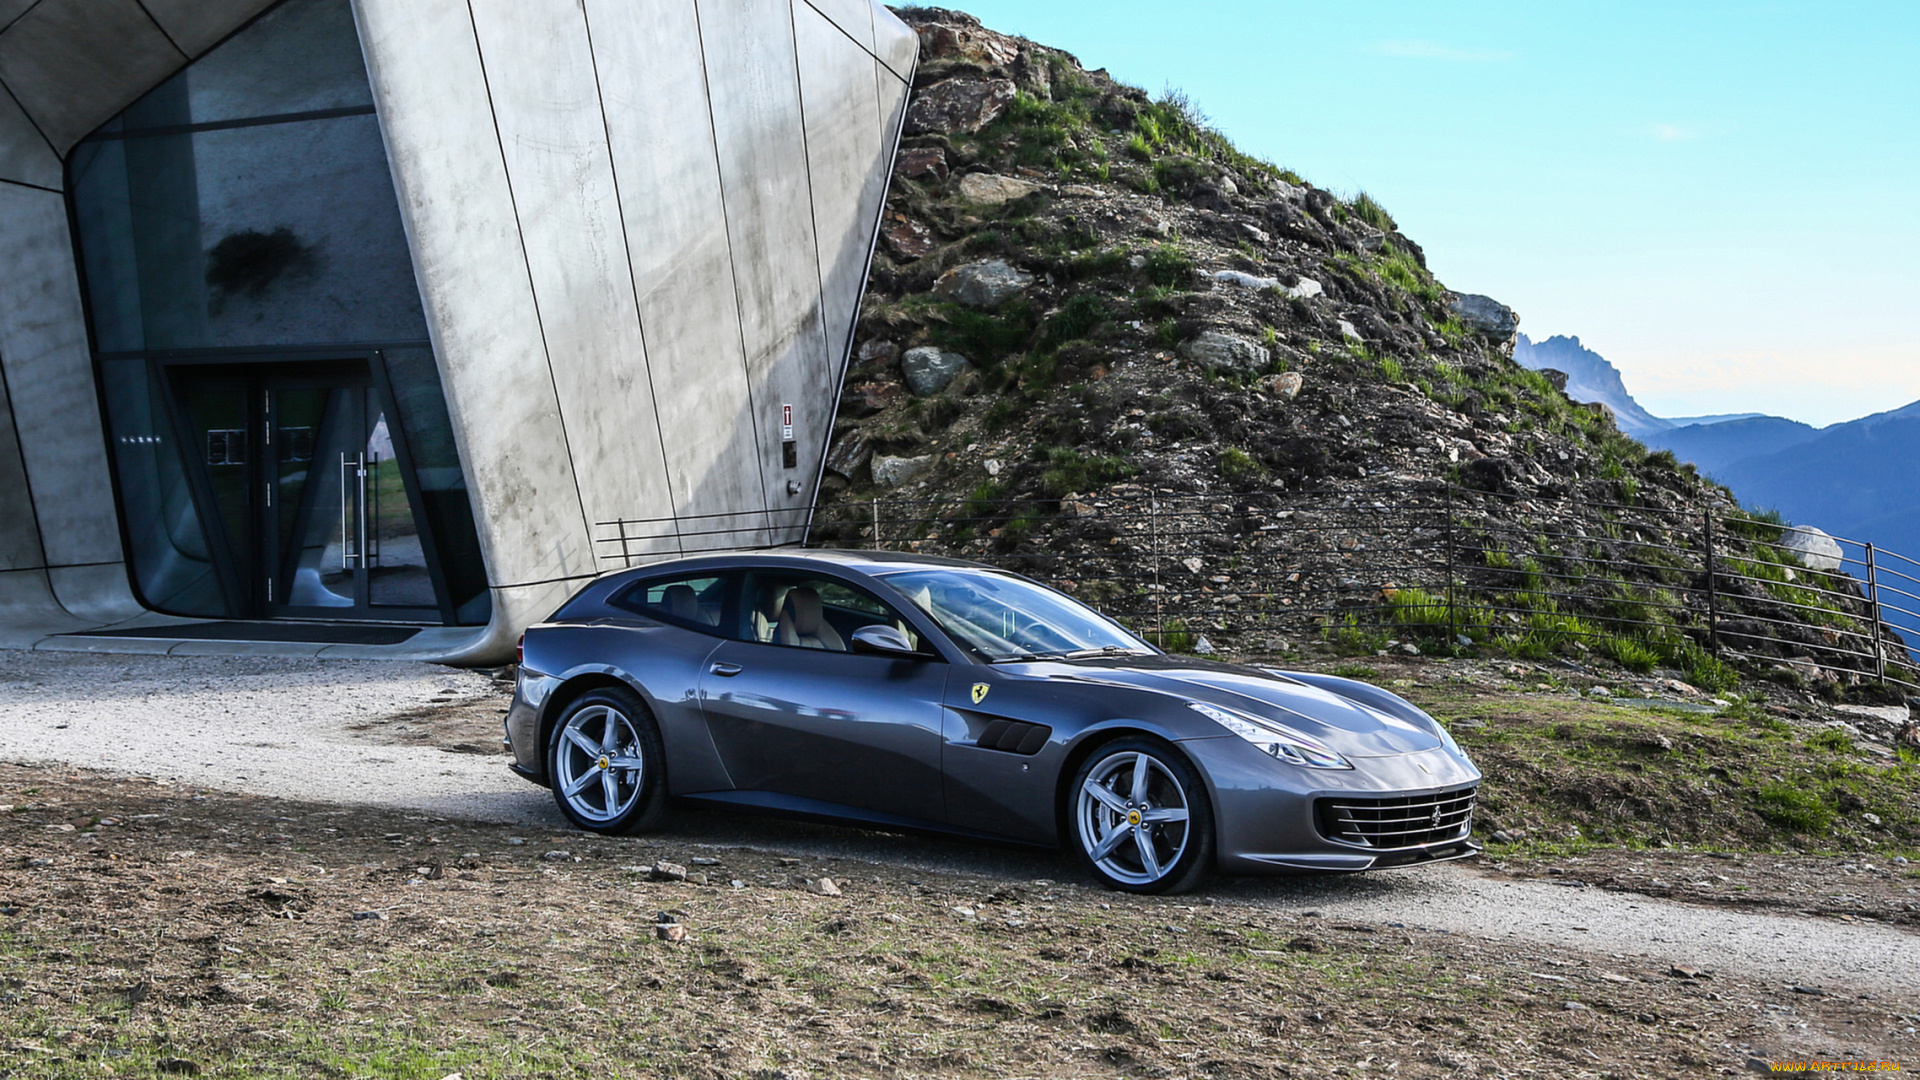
[943,1,1920,428]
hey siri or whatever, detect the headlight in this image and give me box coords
[1187,701,1353,770]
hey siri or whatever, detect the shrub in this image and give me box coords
[1217,446,1267,488]
[1142,244,1195,289]
[1349,191,1397,232]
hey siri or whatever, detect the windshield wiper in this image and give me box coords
[988,651,1069,663]
[1062,646,1153,659]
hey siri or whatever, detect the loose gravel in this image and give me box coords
[2,649,1914,1000]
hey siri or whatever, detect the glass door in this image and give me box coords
[168,361,443,622]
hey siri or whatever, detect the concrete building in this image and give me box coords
[0,0,916,662]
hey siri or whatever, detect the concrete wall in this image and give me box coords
[357,0,914,661]
[0,0,914,662]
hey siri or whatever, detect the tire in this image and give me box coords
[546,687,668,835]
[1067,736,1215,894]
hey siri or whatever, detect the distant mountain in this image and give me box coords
[1645,415,1819,477]
[1514,334,1673,439]
[1665,413,1769,427]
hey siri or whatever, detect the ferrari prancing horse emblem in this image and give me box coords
[971,683,991,704]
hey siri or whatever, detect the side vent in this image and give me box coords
[976,719,1051,755]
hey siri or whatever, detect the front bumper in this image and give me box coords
[1180,736,1484,875]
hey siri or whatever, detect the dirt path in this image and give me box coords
[3,649,1915,1003]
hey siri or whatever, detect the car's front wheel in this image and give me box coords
[547,687,667,835]
[1069,737,1214,894]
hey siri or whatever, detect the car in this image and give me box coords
[503,550,1482,893]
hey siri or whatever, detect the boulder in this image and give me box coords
[1539,368,1570,393]
[906,78,1017,135]
[1179,331,1271,373]
[915,21,1020,68]
[881,212,936,261]
[1449,293,1521,341]
[895,146,949,181]
[823,429,872,480]
[956,172,1043,205]
[900,347,969,396]
[872,454,934,488]
[1779,525,1843,572]
[934,258,1033,308]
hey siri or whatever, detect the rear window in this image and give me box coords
[613,573,729,634]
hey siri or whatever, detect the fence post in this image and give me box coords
[1444,485,1457,646]
[1150,487,1163,648]
[1703,510,1720,654]
[1866,543,1887,685]
[871,497,881,552]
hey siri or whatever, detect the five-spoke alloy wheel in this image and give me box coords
[1070,737,1214,893]
[547,688,667,834]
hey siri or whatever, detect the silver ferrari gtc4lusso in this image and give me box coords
[505,550,1481,893]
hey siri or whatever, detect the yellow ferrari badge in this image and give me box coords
[971,683,991,704]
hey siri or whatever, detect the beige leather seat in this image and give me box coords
[752,585,790,642]
[776,587,846,651]
[663,584,699,622]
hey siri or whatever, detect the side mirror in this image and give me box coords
[850,624,925,659]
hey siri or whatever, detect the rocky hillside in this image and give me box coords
[812,7,1915,697]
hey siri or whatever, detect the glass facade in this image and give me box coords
[67,0,489,624]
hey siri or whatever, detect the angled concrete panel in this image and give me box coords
[140,0,279,58]
[0,183,122,568]
[871,1,918,82]
[583,0,765,540]
[468,0,673,562]
[698,0,831,534]
[353,0,593,595]
[0,83,58,188]
[796,5,884,387]
[804,0,874,54]
[0,362,45,571]
[0,0,183,152]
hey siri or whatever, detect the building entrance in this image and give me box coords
[167,360,440,622]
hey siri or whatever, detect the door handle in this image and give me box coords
[709,662,743,677]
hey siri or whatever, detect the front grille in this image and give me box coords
[1316,787,1476,850]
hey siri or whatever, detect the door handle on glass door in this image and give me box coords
[709,663,744,677]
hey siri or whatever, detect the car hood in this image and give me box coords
[1023,655,1444,758]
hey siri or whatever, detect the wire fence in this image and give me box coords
[593,483,1920,697]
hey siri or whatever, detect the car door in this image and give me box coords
[698,569,949,823]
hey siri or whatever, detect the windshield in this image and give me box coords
[878,568,1153,661]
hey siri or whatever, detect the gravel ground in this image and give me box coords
[2,649,1915,1002]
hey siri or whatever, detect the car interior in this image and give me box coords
[746,574,922,654]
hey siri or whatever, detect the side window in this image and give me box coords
[613,573,730,634]
[740,572,921,653]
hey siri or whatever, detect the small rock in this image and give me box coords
[952,905,977,919]
[1259,372,1304,400]
[691,857,720,866]
[1338,319,1363,341]
[655,923,688,942]
[1747,1058,1775,1075]
[872,454,934,488]
[1059,183,1103,197]
[1395,642,1421,657]
[984,458,1003,477]
[1240,223,1270,245]
[156,1059,201,1076]
[541,850,571,862]
[1662,678,1699,696]
[1561,1001,1588,1011]
[1192,636,1217,655]
[1489,830,1515,844]
[351,910,386,922]
[1789,983,1826,996]
[649,861,688,882]
[1208,269,1282,291]
[1179,330,1271,373]
[506,837,525,846]
[1668,964,1710,980]
[901,346,970,395]
[1863,812,1884,827]
[823,429,873,480]
[955,172,1042,205]
[805,877,843,896]
[1286,936,1327,953]
[934,258,1034,307]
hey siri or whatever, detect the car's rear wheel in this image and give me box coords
[547,688,667,835]
[1069,737,1214,894]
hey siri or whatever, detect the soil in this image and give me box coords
[2,764,1914,1079]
